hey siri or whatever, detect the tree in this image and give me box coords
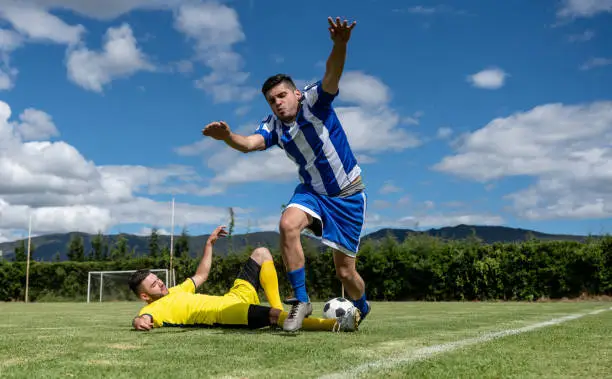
[13,240,26,262]
[174,227,190,258]
[67,234,85,262]
[90,232,105,261]
[110,235,129,261]
[149,228,160,258]
[52,252,61,262]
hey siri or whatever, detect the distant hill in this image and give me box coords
[364,224,588,244]
[0,224,590,262]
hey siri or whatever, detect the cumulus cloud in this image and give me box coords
[557,0,612,19]
[174,1,257,103]
[433,101,612,220]
[580,57,612,71]
[467,67,508,89]
[0,3,84,45]
[364,212,504,231]
[14,108,59,140]
[338,71,391,107]
[437,127,453,139]
[0,100,233,241]
[66,23,154,92]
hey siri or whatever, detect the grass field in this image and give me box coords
[1,300,611,378]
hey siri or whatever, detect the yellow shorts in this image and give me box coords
[214,279,261,325]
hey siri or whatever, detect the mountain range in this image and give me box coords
[0,224,590,262]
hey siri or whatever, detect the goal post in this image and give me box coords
[87,268,176,303]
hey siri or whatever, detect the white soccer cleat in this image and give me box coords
[333,305,361,332]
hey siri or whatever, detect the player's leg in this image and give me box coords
[318,190,371,322]
[267,306,359,332]
[333,251,370,322]
[279,185,323,332]
[249,247,283,310]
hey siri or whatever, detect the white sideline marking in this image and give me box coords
[319,306,612,379]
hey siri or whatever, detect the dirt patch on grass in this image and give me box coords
[108,343,140,350]
[0,358,27,367]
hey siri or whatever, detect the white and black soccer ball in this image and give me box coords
[322,297,355,319]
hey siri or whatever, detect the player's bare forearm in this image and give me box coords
[224,132,264,153]
[192,241,213,287]
[322,41,347,95]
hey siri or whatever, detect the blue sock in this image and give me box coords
[352,291,369,315]
[287,267,309,303]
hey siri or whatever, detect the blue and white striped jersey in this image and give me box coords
[254,80,361,196]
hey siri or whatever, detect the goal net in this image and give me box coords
[87,269,176,303]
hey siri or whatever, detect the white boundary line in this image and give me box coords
[319,306,612,379]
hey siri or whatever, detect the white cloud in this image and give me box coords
[338,71,391,107]
[0,28,23,51]
[336,106,421,152]
[467,67,508,89]
[580,57,612,71]
[66,23,154,93]
[0,99,232,241]
[174,1,257,104]
[568,29,595,42]
[379,182,402,194]
[14,108,59,140]
[1,0,183,21]
[394,5,468,16]
[557,0,612,19]
[364,212,504,231]
[137,226,170,236]
[0,67,16,90]
[433,101,612,220]
[0,28,23,91]
[399,213,503,227]
[0,4,84,45]
[437,127,453,139]
[402,111,424,126]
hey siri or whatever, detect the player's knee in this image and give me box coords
[335,265,356,282]
[279,212,305,236]
[250,247,272,264]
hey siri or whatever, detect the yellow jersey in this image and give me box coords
[138,278,260,328]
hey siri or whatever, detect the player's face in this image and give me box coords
[265,82,301,122]
[139,273,169,302]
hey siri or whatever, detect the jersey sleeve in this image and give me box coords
[138,305,164,328]
[253,115,278,149]
[303,80,339,112]
[168,278,196,294]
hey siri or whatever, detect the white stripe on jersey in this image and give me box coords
[290,125,327,194]
[302,104,350,191]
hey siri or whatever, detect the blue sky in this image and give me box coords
[0,0,611,242]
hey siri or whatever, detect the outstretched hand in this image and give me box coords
[202,121,231,141]
[328,17,356,44]
[207,225,228,245]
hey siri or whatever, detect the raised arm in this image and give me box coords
[191,225,228,288]
[202,121,265,153]
[321,17,357,95]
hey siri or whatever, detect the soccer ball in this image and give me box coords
[322,297,355,319]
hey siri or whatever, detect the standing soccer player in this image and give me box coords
[202,17,370,332]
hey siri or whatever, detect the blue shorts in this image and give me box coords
[285,184,367,257]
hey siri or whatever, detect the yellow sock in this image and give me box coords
[277,312,337,331]
[260,260,283,310]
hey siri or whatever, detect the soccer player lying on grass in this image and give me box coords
[129,225,359,332]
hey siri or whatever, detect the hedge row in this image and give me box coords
[2,235,611,302]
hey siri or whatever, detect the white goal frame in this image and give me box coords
[86,269,175,303]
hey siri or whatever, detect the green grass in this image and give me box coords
[1,301,611,378]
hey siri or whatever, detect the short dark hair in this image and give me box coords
[128,269,151,296]
[261,73,296,96]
